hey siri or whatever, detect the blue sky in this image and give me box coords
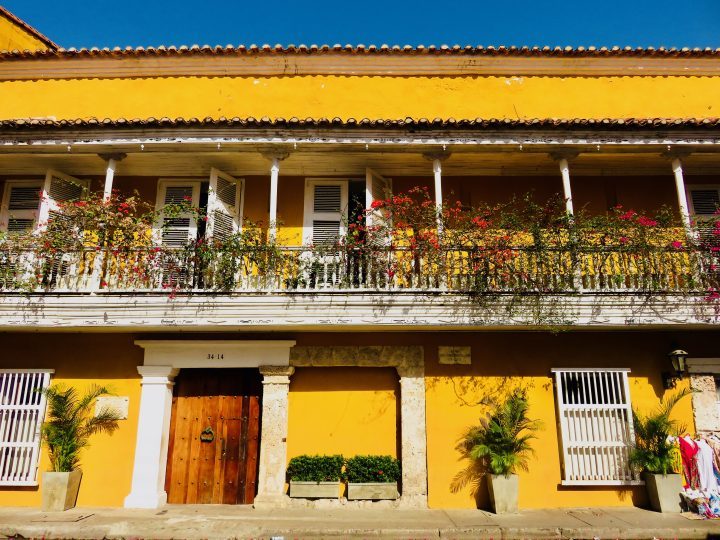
[4,0,720,49]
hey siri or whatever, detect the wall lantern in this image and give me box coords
[663,349,688,389]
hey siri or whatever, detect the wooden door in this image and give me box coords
[165,369,261,504]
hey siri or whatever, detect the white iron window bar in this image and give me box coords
[552,368,641,485]
[0,369,53,486]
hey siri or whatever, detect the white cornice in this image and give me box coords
[0,292,716,331]
[1,55,720,81]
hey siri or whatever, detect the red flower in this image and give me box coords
[636,216,658,227]
[619,210,637,221]
[619,236,629,244]
[370,200,384,209]
[670,240,683,250]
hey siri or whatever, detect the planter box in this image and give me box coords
[643,472,682,513]
[41,470,82,512]
[289,480,339,499]
[347,482,399,500]
[487,474,518,514]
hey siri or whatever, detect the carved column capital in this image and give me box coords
[98,152,127,163]
[259,365,295,379]
[549,151,579,162]
[260,148,291,162]
[422,151,451,162]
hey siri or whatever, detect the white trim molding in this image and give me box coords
[687,358,720,374]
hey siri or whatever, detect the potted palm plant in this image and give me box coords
[629,388,691,513]
[287,454,344,499]
[41,384,121,511]
[459,389,541,513]
[345,455,401,500]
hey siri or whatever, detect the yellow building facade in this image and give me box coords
[1,9,719,512]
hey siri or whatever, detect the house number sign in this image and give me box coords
[207,353,225,360]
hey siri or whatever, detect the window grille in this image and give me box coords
[0,370,52,486]
[552,368,640,485]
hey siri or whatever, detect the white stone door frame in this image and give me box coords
[289,345,428,508]
[687,358,720,433]
[124,340,296,509]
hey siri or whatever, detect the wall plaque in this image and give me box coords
[438,346,471,365]
[95,396,129,420]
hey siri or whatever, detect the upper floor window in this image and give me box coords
[302,169,392,246]
[0,171,88,235]
[155,168,245,247]
[687,185,720,240]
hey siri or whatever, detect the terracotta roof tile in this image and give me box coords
[1,44,719,60]
[0,117,718,130]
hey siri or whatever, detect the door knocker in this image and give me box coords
[200,426,215,443]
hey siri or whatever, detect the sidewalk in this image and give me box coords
[0,505,719,539]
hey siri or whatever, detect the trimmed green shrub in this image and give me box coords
[345,455,401,483]
[286,455,344,482]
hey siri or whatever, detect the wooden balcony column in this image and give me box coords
[422,151,451,238]
[551,151,579,218]
[261,150,290,242]
[669,152,693,233]
[98,153,126,201]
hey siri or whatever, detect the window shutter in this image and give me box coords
[687,187,720,241]
[207,168,244,243]
[0,370,52,486]
[303,180,348,246]
[365,168,392,230]
[157,182,200,247]
[38,170,89,230]
[1,182,42,234]
[552,368,639,485]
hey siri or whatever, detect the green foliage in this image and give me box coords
[286,454,344,482]
[458,389,542,476]
[345,455,401,483]
[629,388,691,475]
[41,384,121,472]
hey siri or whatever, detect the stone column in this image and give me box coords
[396,363,428,508]
[124,366,179,508]
[253,365,295,508]
[691,374,720,433]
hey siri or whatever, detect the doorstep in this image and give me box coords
[0,505,718,539]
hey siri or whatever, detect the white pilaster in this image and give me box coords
[124,365,178,509]
[396,364,428,508]
[253,365,294,508]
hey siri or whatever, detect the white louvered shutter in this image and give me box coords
[157,182,200,247]
[687,186,720,241]
[38,171,89,230]
[207,168,244,243]
[365,168,392,230]
[303,180,348,246]
[552,368,639,485]
[1,182,42,234]
[0,370,52,486]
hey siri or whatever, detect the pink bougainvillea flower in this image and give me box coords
[619,236,629,244]
[670,240,683,250]
[637,216,658,227]
[619,210,637,221]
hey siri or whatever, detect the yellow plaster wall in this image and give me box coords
[0,76,718,121]
[0,334,142,507]
[0,15,49,52]
[287,367,399,458]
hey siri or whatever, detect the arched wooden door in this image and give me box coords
[165,368,262,504]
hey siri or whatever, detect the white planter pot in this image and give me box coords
[643,472,682,513]
[41,470,82,512]
[487,474,518,514]
[289,480,340,498]
[347,482,399,500]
